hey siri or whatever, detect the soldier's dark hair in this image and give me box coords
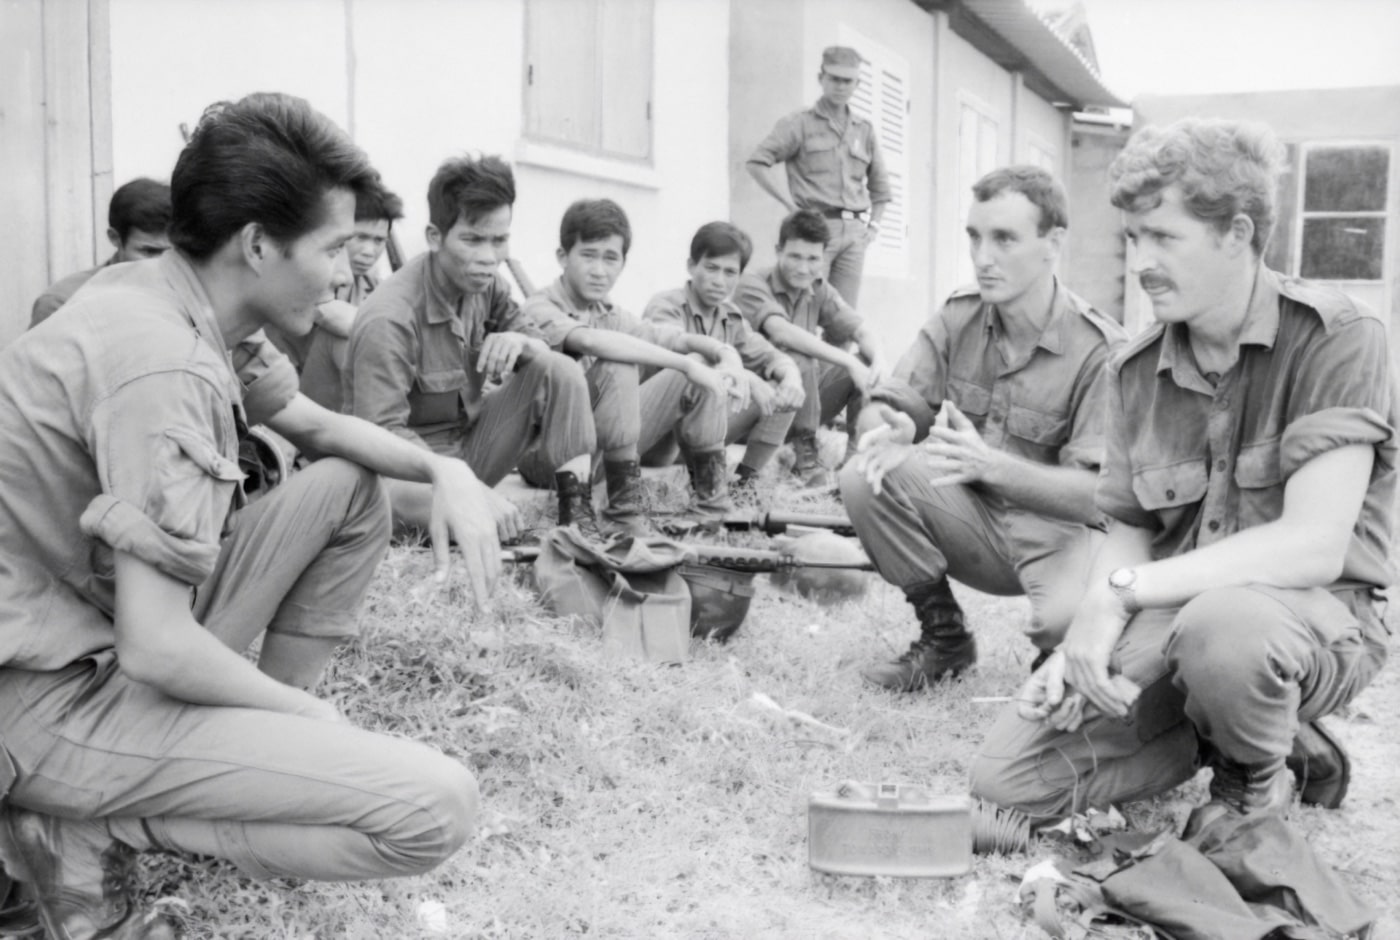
[777,208,831,249]
[357,184,405,229]
[169,92,381,259]
[559,198,632,258]
[973,166,1069,235]
[108,178,171,241]
[689,221,753,270]
[428,155,516,234]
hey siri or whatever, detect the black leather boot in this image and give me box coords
[683,448,734,522]
[1287,719,1350,809]
[555,469,605,543]
[600,459,652,535]
[861,578,977,691]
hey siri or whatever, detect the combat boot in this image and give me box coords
[790,432,832,489]
[555,469,606,544]
[1183,754,1293,839]
[0,808,177,940]
[1287,719,1351,809]
[599,459,653,536]
[861,578,977,691]
[681,448,734,529]
[729,463,761,503]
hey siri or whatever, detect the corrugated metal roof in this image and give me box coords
[921,0,1127,108]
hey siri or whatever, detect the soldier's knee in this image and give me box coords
[388,755,480,875]
[1167,587,1270,672]
[837,460,873,512]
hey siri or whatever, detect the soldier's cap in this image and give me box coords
[821,46,864,79]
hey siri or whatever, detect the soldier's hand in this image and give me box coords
[922,401,999,486]
[685,361,731,401]
[1058,590,1134,721]
[773,375,806,410]
[483,486,524,543]
[852,421,917,496]
[477,332,530,382]
[427,458,501,610]
[746,372,777,416]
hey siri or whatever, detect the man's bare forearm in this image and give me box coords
[269,394,451,486]
[746,162,795,211]
[763,317,858,370]
[566,327,695,373]
[981,454,1099,524]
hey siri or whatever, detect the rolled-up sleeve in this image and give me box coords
[1095,363,1157,530]
[734,274,787,334]
[1059,344,1113,472]
[346,312,430,448]
[232,331,300,425]
[617,308,686,353]
[85,370,242,585]
[747,113,801,167]
[523,295,587,353]
[1280,317,1396,477]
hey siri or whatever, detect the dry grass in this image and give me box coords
[143,436,1400,939]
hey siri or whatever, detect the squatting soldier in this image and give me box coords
[841,166,1125,691]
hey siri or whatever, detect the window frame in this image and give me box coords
[1288,139,1391,285]
[522,0,655,166]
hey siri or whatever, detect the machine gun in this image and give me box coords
[502,542,873,572]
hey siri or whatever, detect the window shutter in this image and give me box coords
[842,27,911,278]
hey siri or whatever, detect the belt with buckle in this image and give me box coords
[819,207,869,222]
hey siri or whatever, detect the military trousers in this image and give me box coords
[970,584,1389,819]
[0,458,477,881]
[839,449,1100,648]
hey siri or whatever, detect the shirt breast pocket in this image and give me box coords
[1234,435,1284,527]
[1131,460,1208,512]
[946,378,991,433]
[1006,404,1068,461]
[800,135,840,179]
[411,369,467,426]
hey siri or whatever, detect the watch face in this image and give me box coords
[1110,568,1135,589]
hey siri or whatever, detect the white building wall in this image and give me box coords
[931,13,1070,305]
[107,0,729,314]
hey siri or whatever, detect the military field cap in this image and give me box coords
[821,46,863,79]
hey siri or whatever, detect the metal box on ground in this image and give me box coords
[808,782,972,877]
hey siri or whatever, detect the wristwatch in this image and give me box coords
[1107,567,1142,616]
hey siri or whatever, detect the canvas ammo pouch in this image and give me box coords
[532,527,693,664]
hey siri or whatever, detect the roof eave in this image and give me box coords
[916,0,1127,109]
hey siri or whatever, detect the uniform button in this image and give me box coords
[1208,520,1220,532]
[1165,489,1175,499]
[1216,459,1227,472]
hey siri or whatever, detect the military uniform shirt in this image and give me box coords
[642,283,796,379]
[748,97,892,213]
[0,252,298,670]
[523,277,689,374]
[345,253,539,454]
[734,266,864,346]
[881,280,1126,476]
[1098,265,1398,588]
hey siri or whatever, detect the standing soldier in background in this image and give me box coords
[30,178,173,327]
[747,45,890,306]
